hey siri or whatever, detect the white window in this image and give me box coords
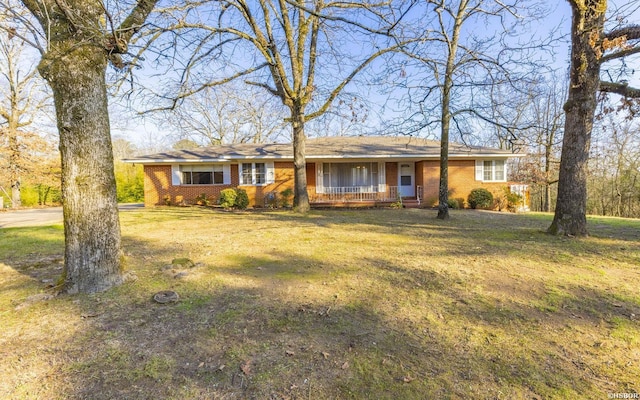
[239,162,274,185]
[476,160,506,182]
[178,164,228,185]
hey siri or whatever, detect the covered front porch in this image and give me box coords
[308,161,422,206]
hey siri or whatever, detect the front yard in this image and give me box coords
[1,208,639,398]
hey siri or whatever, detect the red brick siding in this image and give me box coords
[143,164,239,206]
[418,160,510,207]
[144,163,295,207]
[144,160,513,208]
[241,162,295,207]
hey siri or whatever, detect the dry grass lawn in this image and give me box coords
[1,207,639,399]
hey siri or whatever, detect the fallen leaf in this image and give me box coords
[402,375,415,383]
[341,361,349,369]
[241,360,252,375]
[218,364,226,371]
[198,362,204,368]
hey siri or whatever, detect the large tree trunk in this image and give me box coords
[36,8,123,293]
[291,110,310,213]
[8,120,21,208]
[548,1,605,236]
[436,105,450,220]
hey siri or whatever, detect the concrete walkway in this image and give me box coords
[0,203,144,228]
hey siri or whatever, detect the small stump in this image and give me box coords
[153,290,179,304]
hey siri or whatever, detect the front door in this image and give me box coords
[398,162,415,197]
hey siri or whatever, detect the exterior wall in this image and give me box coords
[240,162,295,207]
[143,165,239,207]
[143,162,295,207]
[144,159,519,209]
[385,162,398,187]
[417,160,511,208]
[306,163,317,201]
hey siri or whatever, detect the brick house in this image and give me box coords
[124,136,528,209]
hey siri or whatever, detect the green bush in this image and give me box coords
[219,188,237,208]
[219,188,249,209]
[504,188,523,212]
[280,188,293,208]
[234,188,249,209]
[447,198,460,209]
[115,163,144,203]
[468,188,494,209]
[195,193,210,206]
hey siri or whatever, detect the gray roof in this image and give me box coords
[124,136,520,163]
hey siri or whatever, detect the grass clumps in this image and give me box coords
[1,208,639,398]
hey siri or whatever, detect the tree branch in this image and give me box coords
[305,44,401,121]
[604,24,640,41]
[116,0,161,44]
[599,80,640,98]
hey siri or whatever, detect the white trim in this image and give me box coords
[475,160,484,181]
[475,159,507,182]
[266,162,275,184]
[398,162,415,197]
[222,164,231,185]
[171,164,181,186]
[173,163,231,186]
[316,163,324,194]
[238,162,275,186]
[378,161,386,193]
[124,153,523,164]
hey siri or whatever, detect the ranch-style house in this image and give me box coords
[124,136,529,209]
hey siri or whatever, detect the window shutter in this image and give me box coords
[171,164,181,186]
[475,160,484,181]
[316,163,324,194]
[266,162,275,184]
[222,164,231,185]
[502,161,508,182]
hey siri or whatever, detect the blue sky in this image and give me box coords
[103,0,635,150]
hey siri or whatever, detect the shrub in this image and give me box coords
[504,188,523,212]
[219,188,237,208]
[234,188,249,209]
[280,188,293,208]
[195,193,210,206]
[468,188,494,209]
[447,198,460,209]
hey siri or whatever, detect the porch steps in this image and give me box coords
[402,199,421,209]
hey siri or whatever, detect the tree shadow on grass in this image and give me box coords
[2,209,639,399]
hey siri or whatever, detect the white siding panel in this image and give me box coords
[222,164,231,184]
[475,160,484,181]
[315,163,323,194]
[171,164,181,186]
[266,162,275,184]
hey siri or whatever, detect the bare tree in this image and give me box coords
[548,0,640,236]
[588,118,640,218]
[9,0,159,293]
[146,0,408,212]
[395,0,548,219]
[508,76,565,212]
[0,5,49,208]
[161,84,287,145]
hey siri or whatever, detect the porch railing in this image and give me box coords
[316,186,400,202]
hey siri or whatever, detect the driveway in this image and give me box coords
[0,203,144,228]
